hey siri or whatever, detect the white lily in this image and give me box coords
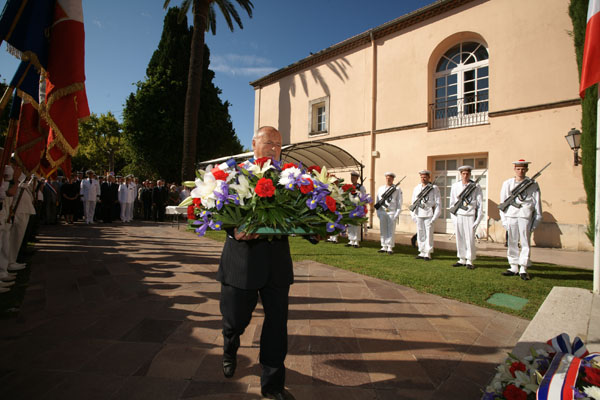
[514,369,538,393]
[230,175,253,205]
[278,167,302,187]
[584,385,600,400]
[191,174,218,209]
[246,159,273,178]
[312,166,337,185]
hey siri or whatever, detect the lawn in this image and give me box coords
[204,230,592,320]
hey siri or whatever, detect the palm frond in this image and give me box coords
[207,5,216,35]
[235,0,253,18]
[215,0,237,32]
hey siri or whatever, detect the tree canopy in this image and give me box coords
[122,7,242,183]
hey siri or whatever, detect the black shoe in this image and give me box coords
[353,244,359,248]
[261,388,296,400]
[344,243,352,247]
[222,355,236,378]
[452,262,465,267]
[466,264,475,270]
[423,257,431,261]
[520,272,530,281]
[378,249,386,253]
[502,270,518,276]
[415,255,424,259]
[387,250,393,255]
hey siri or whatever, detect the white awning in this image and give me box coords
[197,141,364,176]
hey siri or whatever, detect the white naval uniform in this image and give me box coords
[80,178,100,223]
[347,183,367,246]
[499,177,542,273]
[7,176,36,267]
[118,183,136,222]
[376,184,402,251]
[449,180,483,265]
[411,183,441,258]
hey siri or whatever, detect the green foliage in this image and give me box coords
[73,112,126,174]
[569,0,597,243]
[122,7,242,183]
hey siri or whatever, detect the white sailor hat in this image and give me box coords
[85,169,94,174]
[350,171,360,176]
[418,169,431,175]
[458,165,473,172]
[384,171,396,177]
[512,159,531,166]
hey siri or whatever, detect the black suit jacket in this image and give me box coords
[217,229,293,290]
[100,182,118,203]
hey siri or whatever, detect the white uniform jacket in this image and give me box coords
[449,180,483,224]
[376,185,402,218]
[80,178,100,202]
[499,177,542,229]
[411,184,441,220]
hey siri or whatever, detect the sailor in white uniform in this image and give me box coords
[410,170,441,260]
[376,172,402,254]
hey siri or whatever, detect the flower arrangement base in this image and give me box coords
[251,226,316,236]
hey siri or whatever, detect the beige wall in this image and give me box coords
[253,0,590,250]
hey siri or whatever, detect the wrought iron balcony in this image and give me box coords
[429,96,488,130]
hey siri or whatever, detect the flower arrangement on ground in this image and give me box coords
[180,157,371,237]
[482,333,600,400]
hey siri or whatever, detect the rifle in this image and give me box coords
[449,169,487,215]
[374,176,406,210]
[409,175,441,212]
[7,175,33,224]
[498,162,550,213]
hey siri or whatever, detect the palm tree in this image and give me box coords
[163,0,253,181]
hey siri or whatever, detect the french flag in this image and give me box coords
[580,0,600,98]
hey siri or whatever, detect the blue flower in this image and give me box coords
[306,197,319,210]
[349,206,365,218]
[326,222,336,233]
[195,223,208,236]
[209,220,223,231]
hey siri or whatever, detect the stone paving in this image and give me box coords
[0,221,529,399]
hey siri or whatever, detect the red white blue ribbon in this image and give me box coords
[210,159,236,175]
[537,353,582,400]
[547,333,589,358]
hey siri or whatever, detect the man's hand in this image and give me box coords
[234,227,259,241]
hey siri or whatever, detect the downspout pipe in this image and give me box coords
[369,30,377,227]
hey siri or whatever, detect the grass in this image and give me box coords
[203,230,592,320]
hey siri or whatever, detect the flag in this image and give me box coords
[580,0,600,98]
[42,0,89,175]
[0,0,55,73]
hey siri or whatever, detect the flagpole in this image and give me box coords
[595,96,600,294]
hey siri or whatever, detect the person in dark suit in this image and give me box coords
[151,179,168,221]
[100,174,119,223]
[218,126,307,400]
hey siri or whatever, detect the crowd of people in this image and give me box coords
[38,170,191,226]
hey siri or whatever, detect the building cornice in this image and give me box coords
[250,0,480,88]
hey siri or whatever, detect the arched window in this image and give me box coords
[431,41,489,129]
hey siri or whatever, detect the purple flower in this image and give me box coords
[349,206,365,218]
[326,222,336,233]
[195,223,208,236]
[306,196,320,210]
[481,392,499,400]
[271,159,283,171]
[209,220,223,231]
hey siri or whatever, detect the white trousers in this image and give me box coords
[121,202,133,222]
[347,224,361,245]
[453,215,476,264]
[377,210,396,250]
[84,200,96,223]
[8,213,29,265]
[416,217,434,257]
[506,217,532,273]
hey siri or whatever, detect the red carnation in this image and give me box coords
[299,183,314,194]
[342,184,355,192]
[503,384,527,400]
[255,177,276,198]
[325,195,336,212]
[192,198,202,206]
[583,366,600,386]
[509,362,526,378]
[307,165,321,174]
[187,205,195,219]
[282,163,297,170]
[254,157,271,167]
[212,169,228,181]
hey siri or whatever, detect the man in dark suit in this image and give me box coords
[99,174,119,223]
[218,126,304,400]
[152,179,168,221]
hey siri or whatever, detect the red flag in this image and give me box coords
[580,0,600,98]
[42,0,89,173]
[14,100,47,175]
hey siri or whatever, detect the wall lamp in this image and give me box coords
[565,127,582,166]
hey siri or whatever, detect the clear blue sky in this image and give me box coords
[0,0,433,151]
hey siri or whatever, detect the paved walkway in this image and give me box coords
[0,222,531,399]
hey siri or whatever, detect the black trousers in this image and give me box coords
[220,282,289,393]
